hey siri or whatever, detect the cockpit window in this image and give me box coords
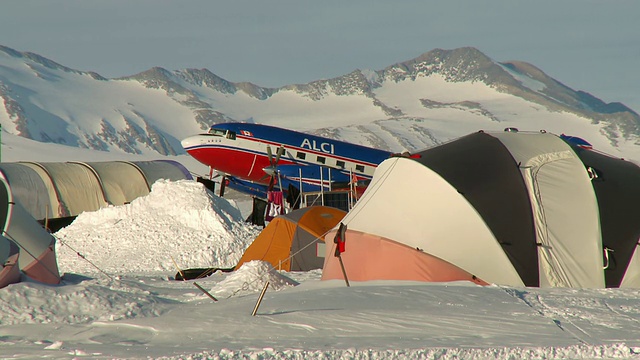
[226,131,236,140]
[208,128,227,137]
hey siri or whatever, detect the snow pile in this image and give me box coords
[55,180,261,275]
[0,275,173,326]
[209,260,299,299]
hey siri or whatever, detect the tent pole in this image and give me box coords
[299,168,304,207]
[320,167,324,206]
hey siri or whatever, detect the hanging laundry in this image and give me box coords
[265,190,284,221]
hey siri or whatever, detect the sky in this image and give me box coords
[1,1,639,113]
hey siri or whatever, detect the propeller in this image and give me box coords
[262,145,285,190]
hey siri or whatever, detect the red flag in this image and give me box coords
[333,223,347,256]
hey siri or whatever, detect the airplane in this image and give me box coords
[180,122,413,200]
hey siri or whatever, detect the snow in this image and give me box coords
[0,49,200,151]
[54,179,259,275]
[1,142,640,359]
[4,44,640,165]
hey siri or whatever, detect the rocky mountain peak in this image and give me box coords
[1,44,639,158]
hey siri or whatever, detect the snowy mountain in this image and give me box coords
[1,44,639,161]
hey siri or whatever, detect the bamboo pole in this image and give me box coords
[252,281,270,316]
[193,282,218,302]
[171,256,218,302]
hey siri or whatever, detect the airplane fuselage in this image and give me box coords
[181,122,393,189]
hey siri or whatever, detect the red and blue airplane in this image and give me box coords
[181,124,594,200]
[181,122,406,198]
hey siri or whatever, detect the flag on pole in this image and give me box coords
[334,222,347,256]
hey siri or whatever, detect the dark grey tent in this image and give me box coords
[569,147,640,287]
[323,130,640,288]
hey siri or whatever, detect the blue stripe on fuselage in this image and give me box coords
[210,122,391,166]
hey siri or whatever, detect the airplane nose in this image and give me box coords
[181,136,200,150]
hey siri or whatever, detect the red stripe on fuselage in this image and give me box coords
[186,146,296,183]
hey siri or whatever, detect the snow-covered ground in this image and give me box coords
[0,176,640,359]
[1,128,640,359]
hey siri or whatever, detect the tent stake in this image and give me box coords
[252,281,270,316]
[193,282,218,302]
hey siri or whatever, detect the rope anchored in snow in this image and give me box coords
[55,235,116,282]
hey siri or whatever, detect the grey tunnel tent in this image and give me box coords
[323,130,640,288]
[0,160,193,288]
[0,160,192,222]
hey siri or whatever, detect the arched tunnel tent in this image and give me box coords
[0,160,193,225]
[16,162,65,218]
[36,162,109,217]
[132,160,193,189]
[0,163,53,220]
[85,161,150,206]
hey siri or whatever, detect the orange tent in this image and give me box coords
[236,206,346,271]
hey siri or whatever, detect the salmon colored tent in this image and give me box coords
[236,206,346,271]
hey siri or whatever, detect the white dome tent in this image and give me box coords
[323,130,640,288]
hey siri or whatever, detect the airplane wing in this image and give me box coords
[276,164,352,192]
[224,176,273,199]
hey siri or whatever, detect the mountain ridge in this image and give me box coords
[1,44,638,160]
